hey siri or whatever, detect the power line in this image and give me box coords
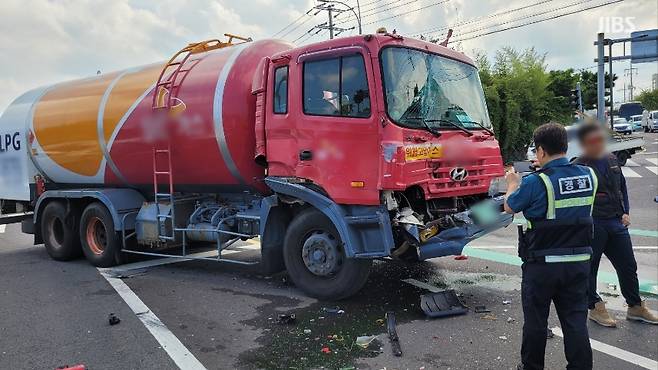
[362,0,451,26]
[272,9,312,37]
[412,0,554,37]
[449,0,623,43]
[441,0,598,41]
[334,0,424,25]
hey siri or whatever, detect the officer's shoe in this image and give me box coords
[627,302,658,324]
[589,301,617,327]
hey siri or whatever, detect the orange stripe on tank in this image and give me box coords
[103,64,162,142]
[34,73,119,176]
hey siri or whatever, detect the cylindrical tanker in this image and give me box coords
[11,39,293,194]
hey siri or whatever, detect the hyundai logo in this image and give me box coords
[449,167,469,182]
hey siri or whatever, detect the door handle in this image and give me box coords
[299,150,313,161]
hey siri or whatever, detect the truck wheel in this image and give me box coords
[41,201,82,261]
[283,208,371,300]
[616,151,629,166]
[80,203,122,267]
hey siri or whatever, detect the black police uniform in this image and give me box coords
[508,158,597,370]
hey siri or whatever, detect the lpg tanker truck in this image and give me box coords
[0,32,512,300]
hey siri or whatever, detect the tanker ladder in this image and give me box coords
[152,145,175,241]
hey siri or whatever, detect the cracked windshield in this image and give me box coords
[381,47,492,132]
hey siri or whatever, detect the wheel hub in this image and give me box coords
[301,231,341,276]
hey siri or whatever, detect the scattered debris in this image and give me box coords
[498,335,508,340]
[454,255,468,260]
[277,313,296,325]
[481,314,497,321]
[507,317,515,323]
[608,283,618,291]
[547,328,555,339]
[323,307,345,315]
[321,346,331,354]
[420,290,468,318]
[303,329,312,335]
[502,300,511,305]
[386,311,403,357]
[375,318,385,326]
[474,306,491,313]
[56,365,87,370]
[355,335,377,349]
[108,313,121,326]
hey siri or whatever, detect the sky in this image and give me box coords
[0,0,656,112]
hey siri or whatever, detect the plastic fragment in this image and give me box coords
[547,328,555,339]
[474,305,491,313]
[323,307,345,314]
[321,346,331,354]
[303,329,311,334]
[507,317,515,323]
[277,313,296,325]
[498,335,508,340]
[454,255,468,260]
[375,318,385,325]
[355,335,377,349]
[502,300,511,305]
[108,313,121,326]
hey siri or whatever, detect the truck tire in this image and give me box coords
[41,201,82,261]
[283,208,371,300]
[79,202,122,267]
[616,151,629,166]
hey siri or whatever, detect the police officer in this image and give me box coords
[505,123,595,370]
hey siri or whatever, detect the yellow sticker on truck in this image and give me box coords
[404,143,443,161]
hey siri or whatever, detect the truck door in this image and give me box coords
[294,48,380,205]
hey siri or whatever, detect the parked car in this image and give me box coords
[629,114,643,131]
[613,117,633,135]
[643,110,658,132]
[527,125,644,166]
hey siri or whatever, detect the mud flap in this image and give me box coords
[420,290,468,318]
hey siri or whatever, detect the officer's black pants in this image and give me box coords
[521,261,592,370]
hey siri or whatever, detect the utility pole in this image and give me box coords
[624,65,638,100]
[310,2,354,39]
[596,33,606,123]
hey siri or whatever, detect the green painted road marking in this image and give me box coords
[462,245,658,297]
[513,217,658,238]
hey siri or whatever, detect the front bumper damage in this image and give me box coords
[415,196,513,260]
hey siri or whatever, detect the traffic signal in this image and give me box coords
[570,89,580,109]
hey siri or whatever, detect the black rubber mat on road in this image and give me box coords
[420,290,468,318]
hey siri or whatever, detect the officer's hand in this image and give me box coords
[622,214,631,227]
[505,168,521,188]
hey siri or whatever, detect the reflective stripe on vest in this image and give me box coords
[538,166,598,219]
[545,254,591,263]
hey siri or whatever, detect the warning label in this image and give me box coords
[404,143,443,161]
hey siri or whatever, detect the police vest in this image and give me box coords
[575,155,625,218]
[519,163,598,263]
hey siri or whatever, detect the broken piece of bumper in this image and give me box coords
[417,196,513,260]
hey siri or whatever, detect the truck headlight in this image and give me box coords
[488,176,507,196]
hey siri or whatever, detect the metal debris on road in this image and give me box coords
[547,328,555,339]
[277,313,296,325]
[355,335,377,349]
[386,311,403,357]
[474,305,491,313]
[420,290,468,318]
[108,313,121,326]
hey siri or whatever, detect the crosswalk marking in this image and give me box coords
[646,158,658,166]
[626,159,640,167]
[621,167,641,178]
[0,225,5,233]
[646,167,658,175]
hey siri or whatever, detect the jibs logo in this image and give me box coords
[0,132,21,153]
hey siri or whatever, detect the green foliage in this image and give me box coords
[476,47,553,161]
[636,89,658,110]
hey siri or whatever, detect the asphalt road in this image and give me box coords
[1,132,656,370]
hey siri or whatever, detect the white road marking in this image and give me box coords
[621,167,641,178]
[639,151,658,156]
[646,158,658,166]
[100,270,207,370]
[626,159,640,167]
[646,167,658,175]
[402,278,443,293]
[551,327,658,369]
[0,225,5,233]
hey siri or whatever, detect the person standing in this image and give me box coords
[575,123,658,327]
[505,123,595,370]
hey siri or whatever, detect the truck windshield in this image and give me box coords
[381,47,492,132]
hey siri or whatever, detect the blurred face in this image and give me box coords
[535,146,551,166]
[580,130,606,159]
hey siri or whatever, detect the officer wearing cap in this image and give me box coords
[505,123,596,370]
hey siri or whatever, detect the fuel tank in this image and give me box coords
[6,39,293,194]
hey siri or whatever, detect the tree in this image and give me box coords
[636,88,658,110]
[546,69,579,123]
[578,70,617,110]
[476,47,553,162]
